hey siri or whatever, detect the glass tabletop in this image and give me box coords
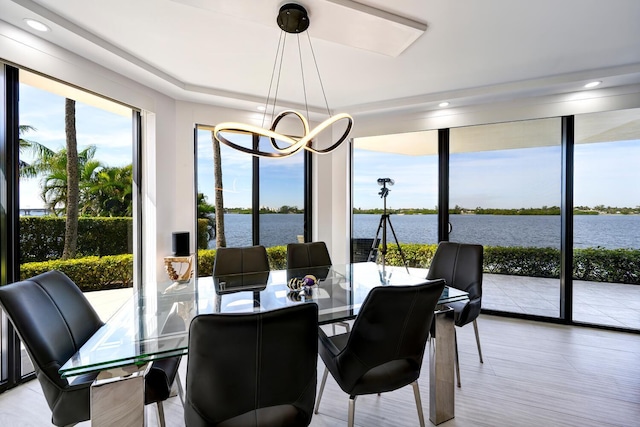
[59,262,468,377]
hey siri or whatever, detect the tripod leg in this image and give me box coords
[367,216,385,263]
[386,216,409,272]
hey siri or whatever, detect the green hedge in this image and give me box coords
[380,244,640,284]
[20,254,133,291]
[16,244,640,292]
[20,217,132,262]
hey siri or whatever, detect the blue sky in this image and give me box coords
[19,83,132,209]
[196,130,304,209]
[19,82,640,211]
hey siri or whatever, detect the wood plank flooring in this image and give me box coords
[1,314,639,426]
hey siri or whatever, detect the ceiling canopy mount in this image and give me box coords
[277,3,310,34]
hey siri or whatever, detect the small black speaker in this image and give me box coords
[172,232,190,256]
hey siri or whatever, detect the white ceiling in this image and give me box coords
[2,0,640,117]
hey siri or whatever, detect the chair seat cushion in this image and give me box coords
[216,404,305,427]
[447,298,481,327]
[320,331,420,396]
[144,356,182,404]
[350,359,419,396]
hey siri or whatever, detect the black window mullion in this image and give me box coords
[560,116,575,323]
[438,128,450,243]
[303,149,312,243]
[252,134,260,245]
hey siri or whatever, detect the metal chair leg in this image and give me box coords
[454,328,461,388]
[348,395,357,427]
[156,400,166,427]
[411,381,426,427]
[473,319,484,363]
[175,371,185,407]
[314,367,329,414]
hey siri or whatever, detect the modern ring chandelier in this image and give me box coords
[213,3,353,158]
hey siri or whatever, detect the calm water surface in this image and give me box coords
[211,214,640,249]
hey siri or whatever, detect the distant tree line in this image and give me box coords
[352,205,640,215]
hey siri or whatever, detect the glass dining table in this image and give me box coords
[60,262,467,425]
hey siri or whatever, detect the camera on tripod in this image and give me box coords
[377,178,394,198]
[371,177,408,269]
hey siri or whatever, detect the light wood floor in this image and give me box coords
[1,314,639,427]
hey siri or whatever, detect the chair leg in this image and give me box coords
[411,381,426,427]
[473,319,484,363]
[314,367,329,414]
[454,328,461,388]
[348,395,357,427]
[175,371,185,407]
[156,400,166,427]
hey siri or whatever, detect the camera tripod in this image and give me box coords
[373,180,409,271]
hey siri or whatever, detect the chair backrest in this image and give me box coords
[213,245,270,276]
[335,279,445,392]
[426,242,483,300]
[351,238,380,263]
[0,271,103,418]
[185,304,318,426]
[286,241,332,269]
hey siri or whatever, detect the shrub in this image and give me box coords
[20,254,133,291]
[20,217,131,262]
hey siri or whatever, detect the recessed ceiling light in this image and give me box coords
[257,106,266,111]
[24,18,50,32]
[438,102,450,107]
[584,81,601,88]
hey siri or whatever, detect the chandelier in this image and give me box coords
[213,3,353,158]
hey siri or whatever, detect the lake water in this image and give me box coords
[210,214,640,250]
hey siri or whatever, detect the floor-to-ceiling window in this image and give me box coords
[449,118,562,317]
[196,127,309,251]
[351,131,439,261]
[1,65,137,390]
[573,108,640,329]
[259,138,305,246]
[196,128,253,248]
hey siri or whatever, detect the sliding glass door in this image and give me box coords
[573,108,640,328]
[2,64,138,390]
[447,119,563,317]
[351,131,439,262]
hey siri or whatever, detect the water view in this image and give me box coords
[210,213,640,250]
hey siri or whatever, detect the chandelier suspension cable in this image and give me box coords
[296,34,311,123]
[262,30,286,129]
[305,30,332,117]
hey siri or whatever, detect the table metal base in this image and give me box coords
[429,306,455,425]
[90,364,148,426]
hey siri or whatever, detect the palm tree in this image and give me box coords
[197,192,216,245]
[36,145,101,216]
[83,165,133,216]
[18,124,54,178]
[62,98,79,259]
[211,131,226,248]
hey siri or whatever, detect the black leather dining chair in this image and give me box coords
[0,270,181,427]
[213,245,270,275]
[184,303,318,427]
[351,238,380,263]
[286,241,332,269]
[426,241,484,387]
[287,241,348,334]
[314,279,446,427]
